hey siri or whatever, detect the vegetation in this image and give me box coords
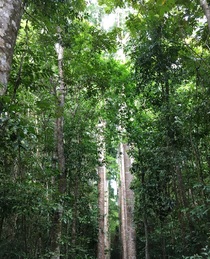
[0,0,210,258]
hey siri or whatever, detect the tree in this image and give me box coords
[50,29,66,259]
[200,0,210,32]
[123,0,210,257]
[0,0,23,95]
[0,1,121,257]
[97,120,109,259]
[119,143,136,259]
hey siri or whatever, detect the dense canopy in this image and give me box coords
[0,0,210,258]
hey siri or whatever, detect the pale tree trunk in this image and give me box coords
[0,0,23,95]
[97,121,109,259]
[119,143,136,259]
[118,176,122,257]
[104,169,110,258]
[98,161,105,259]
[119,143,128,259]
[124,144,136,259]
[51,29,66,259]
[200,0,210,32]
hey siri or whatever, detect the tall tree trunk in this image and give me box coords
[119,144,136,259]
[124,144,136,259]
[51,30,66,259]
[200,0,210,32]
[98,160,105,259]
[119,143,128,259]
[141,168,150,259]
[0,0,23,95]
[175,165,188,210]
[104,170,110,259]
[97,121,109,259]
[175,165,194,233]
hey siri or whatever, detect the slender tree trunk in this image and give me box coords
[124,144,136,259]
[119,144,136,259]
[98,162,105,259]
[175,165,194,233]
[51,30,66,259]
[104,171,110,259]
[160,222,166,259]
[97,120,109,259]
[189,132,208,202]
[0,216,4,240]
[200,0,210,32]
[173,175,186,245]
[175,166,188,210]
[119,143,128,259]
[0,0,23,95]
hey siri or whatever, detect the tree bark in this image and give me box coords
[200,0,210,32]
[97,120,109,259]
[104,169,110,259]
[119,143,128,259]
[98,161,105,259]
[175,165,194,233]
[0,0,23,95]
[143,215,150,259]
[119,144,136,259]
[51,30,66,259]
[124,144,136,259]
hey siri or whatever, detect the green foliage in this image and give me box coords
[98,0,125,13]
[0,0,123,257]
[2,0,210,257]
[123,0,210,258]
